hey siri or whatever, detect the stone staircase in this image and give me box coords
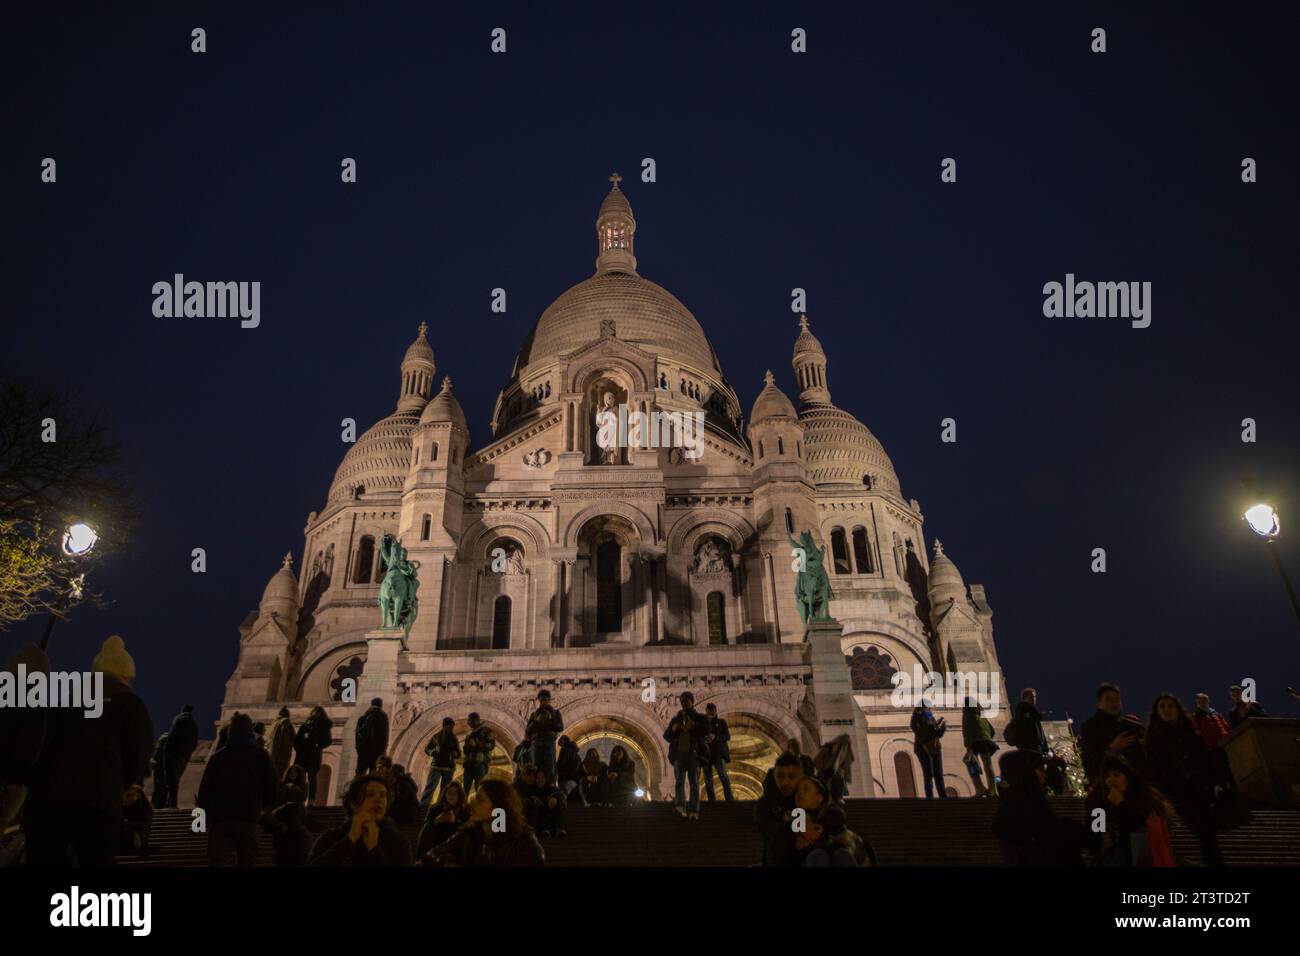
[113,797,1300,867]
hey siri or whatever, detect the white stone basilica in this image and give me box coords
[216,176,1008,802]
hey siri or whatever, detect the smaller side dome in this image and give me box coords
[420,375,469,432]
[927,539,966,601]
[750,370,798,422]
[260,553,300,613]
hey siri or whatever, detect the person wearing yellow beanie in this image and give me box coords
[92,635,136,685]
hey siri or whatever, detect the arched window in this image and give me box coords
[851,527,873,574]
[784,508,794,535]
[430,442,439,462]
[596,538,622,634]
[492,595,511,649]
[796,440,801,458]
[452,445,459,464]
[893,532,904,577]
[894,752,918,798]
[830,527,851,575]
[777,437,785,455]
[414,446,420,466]
[862,474,873,489]
[706,592,727,645]
[758,440,764,458]
[421,515,432,541]
[352,536,375,584]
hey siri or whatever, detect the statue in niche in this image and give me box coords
[693,537,731,574]
[593,390,620,464]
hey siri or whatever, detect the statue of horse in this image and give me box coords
[378,533,420,640]
[788,529,834,630]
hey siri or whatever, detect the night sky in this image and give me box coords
[3,2,1297,738]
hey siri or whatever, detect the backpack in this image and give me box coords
[1003,715,1028,749]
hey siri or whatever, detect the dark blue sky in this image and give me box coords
[3,2,1297,735]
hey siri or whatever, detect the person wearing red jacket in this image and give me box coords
[1192,693,1231,748]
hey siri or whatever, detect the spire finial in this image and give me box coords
[417,321,428,338]
[609,171,622,189]
[763,369,775,386]
[281,552,294,570]
[799,315,810,332]
[441,375,452,392]
[933,539,944,557]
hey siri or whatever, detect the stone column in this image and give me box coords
[806,618,875,797]
[335,627,406,798]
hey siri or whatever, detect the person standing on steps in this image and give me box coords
[355,698,389,775]
[910,704,948,798]
[267,707,296,782]
[664,691,710,820]
[1080,682,1146,785]
[196,712,279,867]
[162,703,199,809]
[701,702,734,802]
[292,706,333,805]
[420,717,461,808]
[462,713,494,796]
[960,698,999,798]
[526,690,564,785]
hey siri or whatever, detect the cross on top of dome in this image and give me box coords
[281,552,294,569]
[609,171,622,188]
[764,369,775,386]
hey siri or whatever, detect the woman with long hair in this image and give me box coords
[581,747,609,806]
[1144,693,1225,866]
[416,779,469,858]
[423,778,545,867]
[606,746,637,807]
[1085,755,1175,866]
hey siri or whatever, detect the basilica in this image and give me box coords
[213,176,1008,802]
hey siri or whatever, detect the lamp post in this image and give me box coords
[1243,504,1300,629]
[39,522,98,651]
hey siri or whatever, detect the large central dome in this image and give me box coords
[513,174,721,378]
[517,271,720,374]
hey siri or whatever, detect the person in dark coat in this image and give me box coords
[1084,755,1175,867]
[1080,683,1146,786]
[991,749,1085,866]
[528,769,567,838]
[960,699,999,798]
[420,717,461,807]
[161,703,199,809]
[461,713,495,796]
[354,698,389,774]
[909,705,948,798]
[267,707,295,781]
[24,635,154,867]
[196,711,279,866]
[292,706,333,804]
[416,780,469,858]
[580,748,608,806]
[1010,688,1049,754]
[525,689,564,785]
[1226,684,1266,727]
[664,691,710,819]
[147,733,169,809]
[422,778,544,867]
[556,735,584,805]
[388,763,421,825]
[755,751,804,866]
[264,765,313,866]
[1144,693,1225,867]
[0,643,51,830]
[309,773,413,866]
[701,703,733,802]
[606,746,638,807]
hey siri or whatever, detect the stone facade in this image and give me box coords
[215,176,1008,802]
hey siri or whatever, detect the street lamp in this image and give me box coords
[40,521,98,651]
[1243,503,1300,628]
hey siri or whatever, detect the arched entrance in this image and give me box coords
[715,712,785,799]
[563,714,663,798]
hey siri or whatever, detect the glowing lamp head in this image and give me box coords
[62,522,99,556]
[1244,504,1279,539]
[634,788,645,799]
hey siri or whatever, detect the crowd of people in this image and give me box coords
[0,634,1281,868]
[989,683,1263,867]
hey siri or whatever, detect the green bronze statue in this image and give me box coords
[788,529,834,630]
[379,532,420,640]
